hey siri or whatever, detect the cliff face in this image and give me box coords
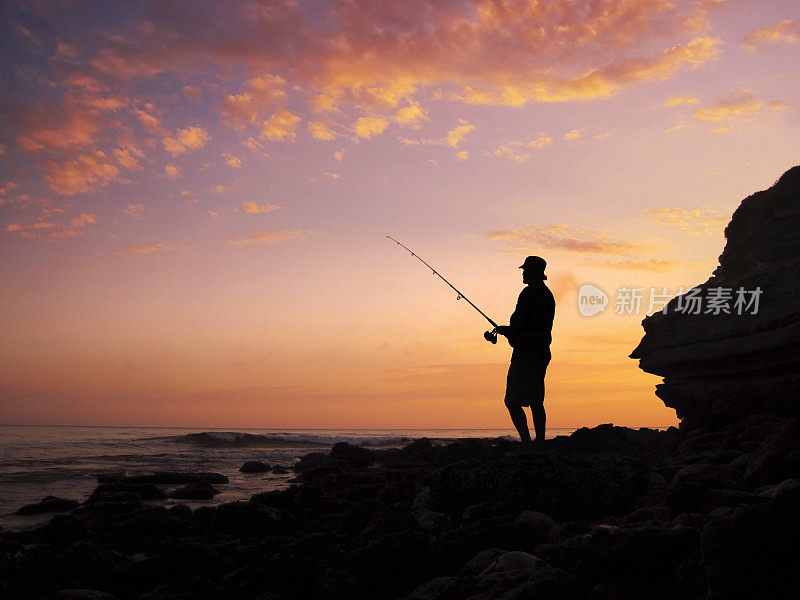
[630,166,800,429]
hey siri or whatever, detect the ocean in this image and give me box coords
[0,425,578,531]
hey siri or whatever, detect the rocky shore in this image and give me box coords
[1,421,799,600]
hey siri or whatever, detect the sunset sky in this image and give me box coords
[1,0,798,429]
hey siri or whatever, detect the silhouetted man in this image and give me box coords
[495,256,555,451]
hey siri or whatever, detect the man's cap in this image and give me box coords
[519,255,547,279]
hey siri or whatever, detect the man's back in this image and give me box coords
[508,280,555,361]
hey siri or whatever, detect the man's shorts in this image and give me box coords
[504,356,549,408]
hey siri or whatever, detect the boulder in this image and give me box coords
[238,460,271,473]
[630,166,800,429]
[170,482,218,500]
[15,495,79,515]
[330,442,375,468]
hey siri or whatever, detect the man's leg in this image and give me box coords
[530,402,546,442]
[529,370,546,443]
[506,401,532,443]
[504,362,531,443]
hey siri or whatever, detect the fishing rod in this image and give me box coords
[386,236,499,344]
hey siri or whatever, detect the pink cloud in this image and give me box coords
[44,150,120,195]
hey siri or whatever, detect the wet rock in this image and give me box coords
[270,465,289,474]
[54,590,120,600]
[88,482,166,501]
[330,442,375,468]
[96,472,228,485]
[170,482,218,500]
[15,495,79,515]
[630,166,800,430]
[238,460,270,473]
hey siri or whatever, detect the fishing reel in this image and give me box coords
[484,328,498,344]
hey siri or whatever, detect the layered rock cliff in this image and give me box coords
[630,166,800,429]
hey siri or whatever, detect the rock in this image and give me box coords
[170,482,218,500]
[271,465,289,474]
[102,542,230,599]
[96,472,228,485]
[669,463,746,512]
[198,501,289,535]
[14,495,79,515]
[513,510,559,544]
[744,418,800,486]
[330,442,375,468]
[54,590,120,600]
[630,166,800,429]
[475,551,580,599]
[430,451,650,522]
[758,478,800,499]
[87,482,167,501]
[238,460,271,473]
[459,548,508,576]
[136,577,227,600]
[701,483,800,599]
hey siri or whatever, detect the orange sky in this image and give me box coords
[1,0,799,428]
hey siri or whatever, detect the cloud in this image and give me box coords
[642,206,727,235]
[229,229,302,245]
[564,129,582,141]
[260,109,302,141]
[594,258,705,272]
[221,74,288,130]
[162,126,210,155]
[165,165,181,178]
[44,150,120,195]
[241,201,280,215]
[69,213,96,228]
[455,151,468,161]
[395,103,426,125]
[492,145,531,163]
[113,243,175,255]
[113,146,144,170]
[122,203,145,220]
[0,181,21,196]
[692,93,787,123]
[527,134,553,148]
[182,85,202,101]
[742,20,799,51]
[135,108,167,135]
[665,96,699,106]
[353,117,389,139]
[334,149,345,162]
[491,134,551,162]
[488,225,649,255]
[307,121,337,141]
[225,154,243,168]
[446,120,474,148]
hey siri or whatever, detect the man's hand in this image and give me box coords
[495,325,511,336]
